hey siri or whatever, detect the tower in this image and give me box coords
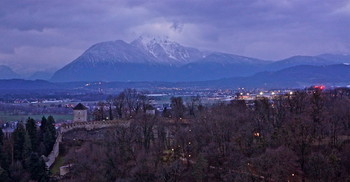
[73,103,88,122]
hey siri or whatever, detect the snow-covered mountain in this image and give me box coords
[71,40,156,64]
[130,36,205,65]
[51,36,350,82]
[51,36,272,82]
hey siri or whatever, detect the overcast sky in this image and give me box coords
[0,0,350,73]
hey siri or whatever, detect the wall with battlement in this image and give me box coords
[45,120,128,168]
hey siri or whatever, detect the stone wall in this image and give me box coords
[73,110,87,122]
[45,120,128,168]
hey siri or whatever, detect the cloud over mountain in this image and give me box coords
[0,0,350,73]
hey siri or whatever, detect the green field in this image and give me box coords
[0,112,72,122]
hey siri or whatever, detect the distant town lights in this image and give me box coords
[259,92,263,95]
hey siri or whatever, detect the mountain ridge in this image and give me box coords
[46,36,350,82]
[2,63,350,91]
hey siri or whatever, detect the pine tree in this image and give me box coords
[0,129,10,181]
[45,116,56,155]
[25,118,38,151]
[39,116,47,140]
[39,116,57,156]
[28,153,49,182]
[43,131,53,156]
[22,132,33,169]
[47,116,56,139]
[13,122,26,161]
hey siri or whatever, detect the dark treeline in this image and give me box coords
[92,88,202,121]
[63,88,350,182]
[0,116,57,182]
[93,88,153,121]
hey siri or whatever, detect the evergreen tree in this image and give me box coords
[29,153,49,182]
[47,116,56,139]
[45,116,56,155]
[38,142,47,156]
[22,132,32,168]
[39,116,57,155]
[39,116,47,140]
[0,129,10,181]
[25,118,38,151]
[28,153,49,182]
[9,161,30,182]
[13,122,26,161]
[43,131,53,156]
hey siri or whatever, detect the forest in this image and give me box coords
[1,87,350,181]
[0,116,57,181]
[62,88,350,182]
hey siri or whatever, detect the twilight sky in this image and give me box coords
[0,0,350,73]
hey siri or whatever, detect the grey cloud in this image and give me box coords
[0,0,349,73]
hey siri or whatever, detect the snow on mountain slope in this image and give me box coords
[130,36,205,64]
[51,36,272,82]
[72,40,156,64]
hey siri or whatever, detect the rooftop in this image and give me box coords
[73,103,88,110]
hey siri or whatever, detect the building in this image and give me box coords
[73,103,88,122]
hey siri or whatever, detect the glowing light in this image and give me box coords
[314,85,325,90]
[271,92,275,95]
[292,174,295,177]
[240,93,243,95]
[289,92,293,95]
[254,132,260,137]
[260,92,263,95]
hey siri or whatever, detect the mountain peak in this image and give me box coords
[132,35,171,46]
[131,35,204,64]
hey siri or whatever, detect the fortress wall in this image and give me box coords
[45,120,127,168]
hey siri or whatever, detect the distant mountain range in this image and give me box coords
[0,65,54,80]
[0,65,20,79]
[202,63,350,88]
[51,36,269,82]
[50,36,350,82]
[0,63,350,92]
[1,36,350,89]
